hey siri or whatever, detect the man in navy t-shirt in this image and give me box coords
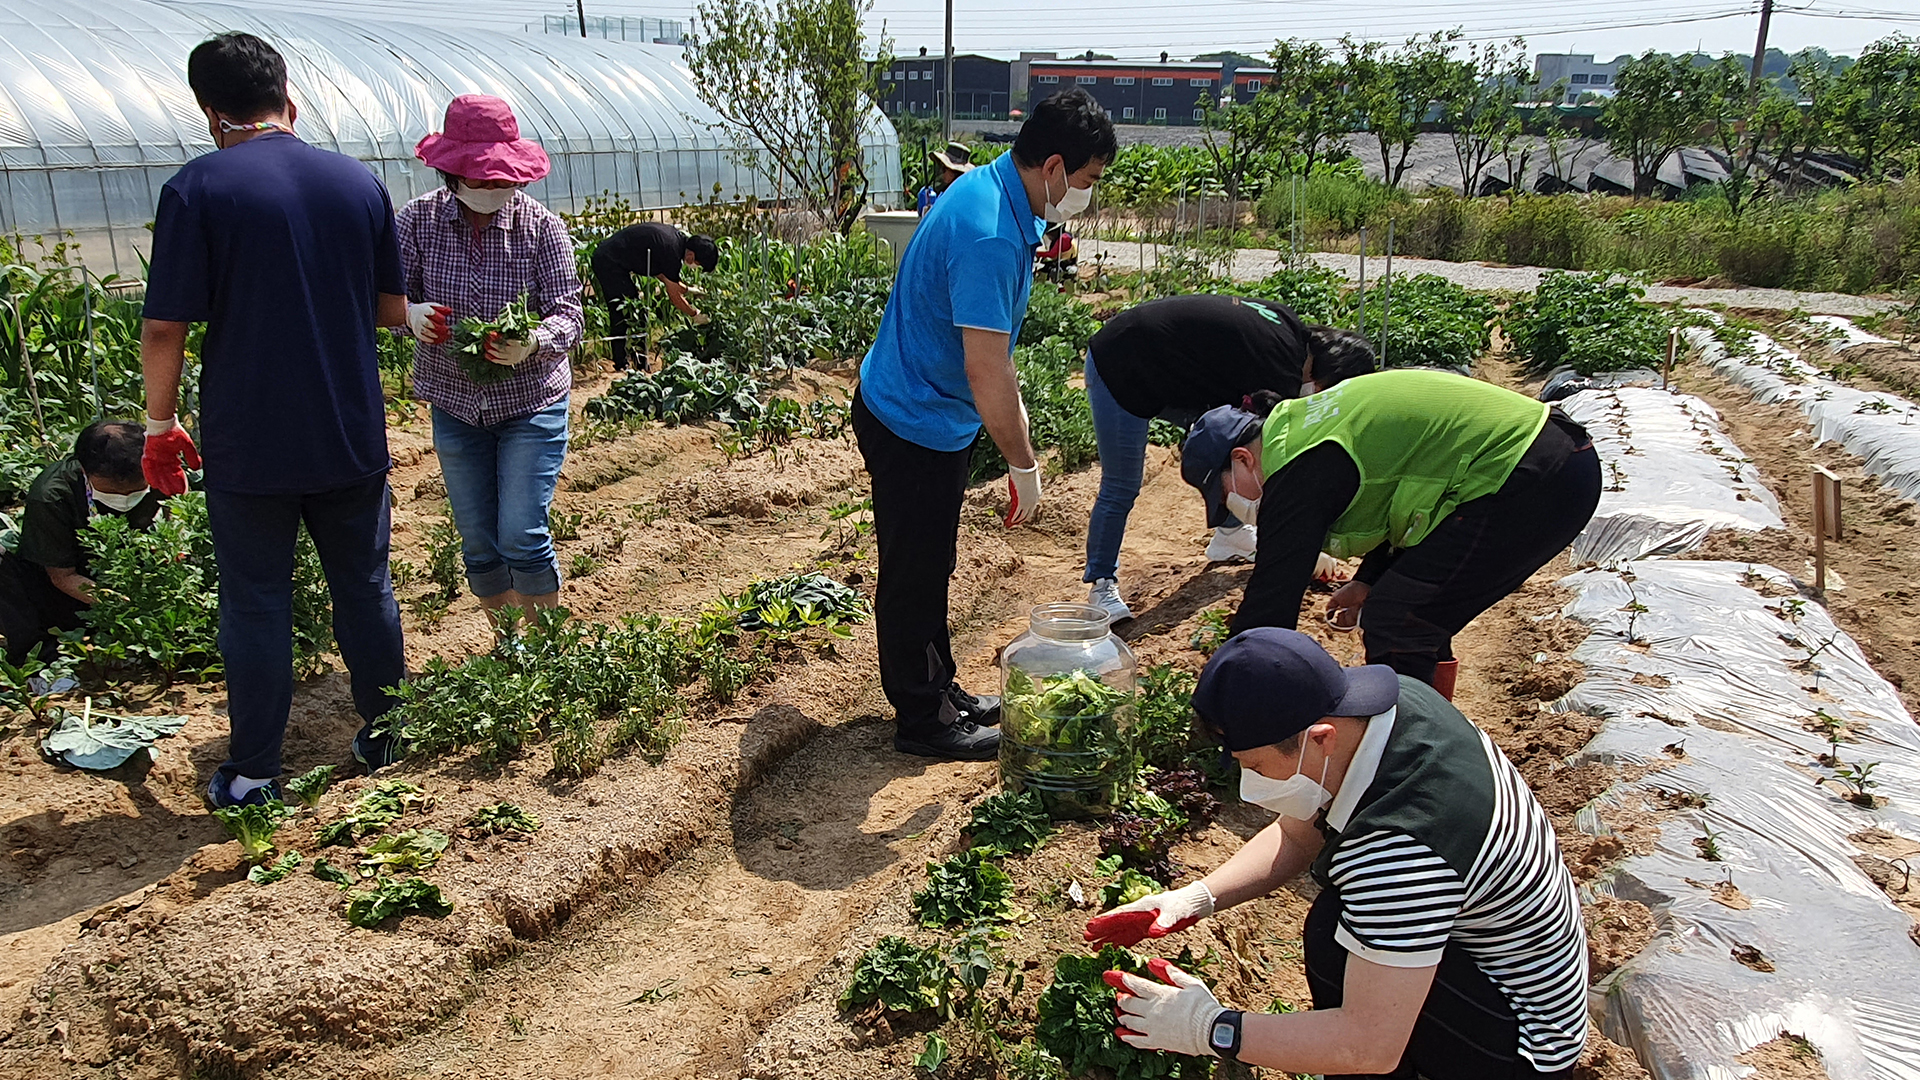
[853,90,1114,761]
[140,32,410,809]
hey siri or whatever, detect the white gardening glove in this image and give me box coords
[691,312,712,326]
[1006,464,1042,527]
[1083,881,1215,945]
[407,302,450,344]
[485,332,535,367]
[1109,960,1224,1058]
[1314,551,1350,583]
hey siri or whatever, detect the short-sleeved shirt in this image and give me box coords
[398,188,584,426]
[858,151,1044,452]
[595,223,689,283]
[1310,677,1589,1073]
[1089,294,1311,419]
[143,132,403,495]
[13,459,162,576]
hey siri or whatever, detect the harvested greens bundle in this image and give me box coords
[450,295,540,385]
[1001,668,1134,820]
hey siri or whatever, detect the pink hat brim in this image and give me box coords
[414,131,551,183]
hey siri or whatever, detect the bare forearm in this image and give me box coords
[140,319,190,421]
[662,278,699,317]
[1200,817,1320,910]
[1238,1005,1402,1074]
[47,568,95,605]
[963,329,1036,470]
[375,292,407,328]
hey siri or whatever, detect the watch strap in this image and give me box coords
[1208,1008,1244,1060]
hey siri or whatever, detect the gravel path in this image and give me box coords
[1078,238,1901,317]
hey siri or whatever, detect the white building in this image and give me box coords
[1533,53,1622,104]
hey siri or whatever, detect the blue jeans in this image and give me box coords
[1083,355,1240,583]
[431,400,569,597]
[206,473,406,781]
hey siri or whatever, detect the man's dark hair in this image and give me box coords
[74,421,146,485]
[686,234,719,273]
[187,33,289,120]
[1013,89,1117,174]
[1305,326,1379,388]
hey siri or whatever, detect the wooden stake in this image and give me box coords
[1811,465,1842,592]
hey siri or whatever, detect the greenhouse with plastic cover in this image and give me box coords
[0,0,902,276]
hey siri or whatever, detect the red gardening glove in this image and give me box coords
[1083,881,1214,946]
[1103,959,1180,1039]
[142,418,201,497]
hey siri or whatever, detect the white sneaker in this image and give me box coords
[1206,524,1257,564]
[1088,578,1134,622]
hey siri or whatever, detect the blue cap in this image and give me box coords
[1193,628,1402,751]
[1180,405,1262,528]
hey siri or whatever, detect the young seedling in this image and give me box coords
[282,764,337,809]
[1695,826,1726,862]
[1605,460,1628,492]
[1621,599,1650,645]
[1190,608,1232,656]
[1832,761,1881,808]
[212,802,294,864]
[467,802,541,836]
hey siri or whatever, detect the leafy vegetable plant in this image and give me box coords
[317,780,432,846]
[1002,668,1135,818]
[839,936,955,1016]
[1100,868,1164,910]
[344,877,453,928]
[211,801,293,864]
[1098,812,1181,884]
[1506,270,1671,376]
[357,828,450,874]
[248,851,304,885]
[913,849,1016,928]
[966,790,1055,857]
[1036,946,1212,1080]
[283,764,337,809]
[450,295,539,385]
[466,802,542,835]
[1132,666,1199,771]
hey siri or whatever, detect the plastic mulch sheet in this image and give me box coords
[1687,323,1920,503]
[1553,561,1920,1080]
[1557,387,1783,567]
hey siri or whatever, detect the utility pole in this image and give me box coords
[1749,0,1774,91]
[943,0,955,143]
[576,0,588,38]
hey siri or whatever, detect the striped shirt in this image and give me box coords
[1314,682,1589,1072]
[397,188,584,426]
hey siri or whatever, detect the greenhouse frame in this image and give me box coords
[0,0,903,277]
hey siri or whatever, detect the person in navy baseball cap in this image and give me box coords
[1179,406,1263,531]
[1079,626,1590,1080]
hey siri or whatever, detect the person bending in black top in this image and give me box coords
[0,421,162,665]
[589,222,719,371]
[1082,294,1374,621]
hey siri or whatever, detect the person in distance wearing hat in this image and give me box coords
[917,141,975,214]
[141,33,410,803]
[1181,368,1600,698]
[1085,628,1589,1079]
[399,94,584,630]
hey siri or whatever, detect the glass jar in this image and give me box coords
[1000,603,1138,820]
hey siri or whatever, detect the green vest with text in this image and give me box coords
[1260,370,1549,558]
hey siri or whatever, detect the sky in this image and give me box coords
[165,0,1915,63]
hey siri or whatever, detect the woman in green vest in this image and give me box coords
[1180,369,1599,697]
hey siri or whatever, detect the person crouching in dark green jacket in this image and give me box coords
[1180,369,1600,697]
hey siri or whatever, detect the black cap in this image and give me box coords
[1193,628,1401,751]
[1180,405,1261,528]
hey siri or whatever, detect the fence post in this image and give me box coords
[1382,219,1394,367]
[1811,465,1842,593]
[1357,226,1367,338]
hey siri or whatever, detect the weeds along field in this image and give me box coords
[3,222,1919,1080]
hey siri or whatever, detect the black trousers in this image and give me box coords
[852,389,973,732]
[0,553,82,666]
[589,247,646,372]
[1361,443,1601,685]
[1305,888,1573,1080]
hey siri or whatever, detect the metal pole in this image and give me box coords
[1382,219,1393,366]
[1749,0,1774,92]
[942,0,954,144]
[1357,226,1367,336]
[83,268,100,417]
[576,0,587,38]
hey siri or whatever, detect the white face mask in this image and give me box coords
[1299,380,1319,396]
[1225,490,1261,525]
[91,487,149,513]
[455,183,514,215]
[1043,170,1094,223]
[1240,739,1332,820]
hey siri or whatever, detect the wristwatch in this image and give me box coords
[1208,1009,1244,1060]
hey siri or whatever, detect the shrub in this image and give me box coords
[1505,270,1672,376]
[1399,190,1479,261]
[1363,274,1495,370]
[1234,265,1352,325]
[1481,195,1600,269]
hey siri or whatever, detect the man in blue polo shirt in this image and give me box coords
[854,89,1116,760]
[140,33,410,808]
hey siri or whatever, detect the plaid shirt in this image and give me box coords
[398,188,583,425]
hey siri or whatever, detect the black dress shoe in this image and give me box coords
[894,721,1001,761]
[948,683,1002,726]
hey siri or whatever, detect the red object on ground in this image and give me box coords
[1432,659,1460,701]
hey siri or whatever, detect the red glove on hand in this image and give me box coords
[1105,959,1222,1057]
[1083,881,1215,946]
[1006,464,1042,527]
[142,417,201,497]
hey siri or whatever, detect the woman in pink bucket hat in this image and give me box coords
[397,94,584,627]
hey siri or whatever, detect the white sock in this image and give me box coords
[229,775,276,801]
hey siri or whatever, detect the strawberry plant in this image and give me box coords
[965,790,1054,857]
[344,877,452,928]
[450,294,539,385]
[913,850,1016,929]
[840,936,956,1017]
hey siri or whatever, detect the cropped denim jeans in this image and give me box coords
[431,399,569,597]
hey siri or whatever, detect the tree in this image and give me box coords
[684,0,889,234]
[1441,37,1533,196]
[1344,31,1461,190]
[1199,85,1284,202]
[1826,33,1920,181]
[1601,51,1716,196]
[1540,113,1602,192]
[1267,39,1353,174]
[1699,55,1763,217]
